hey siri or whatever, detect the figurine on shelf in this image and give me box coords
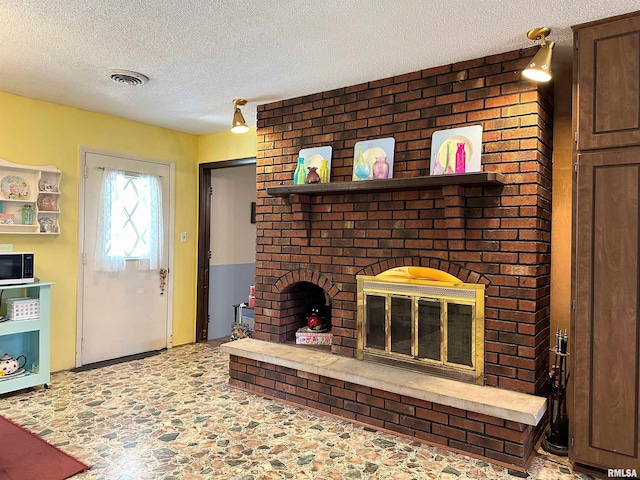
[319,160,329,183]
[353,144,370,180]
[455,142,467,173]
[445,142,456,174]
[306,308,328,331]
[306,166,320,184]
[293,157,306,185]
[372,156,390,179]
[20,205,33,225]
[38,179,57,192]
[38,217,57,233]
[37,195,58,211]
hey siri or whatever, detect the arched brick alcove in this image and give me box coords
[253,269,342,343]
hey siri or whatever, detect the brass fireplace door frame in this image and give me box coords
[356,275,485,385]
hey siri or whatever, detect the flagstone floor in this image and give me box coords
[0,342,604,480]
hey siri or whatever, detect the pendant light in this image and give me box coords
[231,99,249,134]
[522,27,554,82]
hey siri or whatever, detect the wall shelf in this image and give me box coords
[0,158,61,235]
[266,172,505,197]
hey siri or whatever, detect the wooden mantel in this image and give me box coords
[266,172,505,197]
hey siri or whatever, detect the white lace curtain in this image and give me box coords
[94,168,163,272]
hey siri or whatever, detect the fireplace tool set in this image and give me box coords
[542,328,569,455]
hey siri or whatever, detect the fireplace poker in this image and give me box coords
[543,328,569,455]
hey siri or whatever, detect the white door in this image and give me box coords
[79,151,172,365]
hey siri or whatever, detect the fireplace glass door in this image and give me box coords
[391,296,412,355]
[358,275,484,384]
[447,303,473,367]
[417,299,441,361]
[365,294,385,350]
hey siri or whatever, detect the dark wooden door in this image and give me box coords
[576,15,640,151]
[573,148,640,470]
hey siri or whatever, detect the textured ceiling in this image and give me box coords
[1,1,638,135]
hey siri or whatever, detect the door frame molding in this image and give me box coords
[196,157,256,342]
[76,147,176,367]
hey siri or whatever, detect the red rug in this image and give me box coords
[0,415,89,480]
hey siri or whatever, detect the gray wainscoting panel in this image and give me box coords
[208,262,255,340]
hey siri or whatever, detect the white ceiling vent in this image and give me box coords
[107,69,149,86]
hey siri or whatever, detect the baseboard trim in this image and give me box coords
[70,349,164,372]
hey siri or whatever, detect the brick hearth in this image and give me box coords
[222,339,547,469]
[228,46,553,469]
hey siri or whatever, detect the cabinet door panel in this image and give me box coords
[577,16,640,150]
[573,148,640,469]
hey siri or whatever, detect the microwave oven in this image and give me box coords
[0,252,35,285]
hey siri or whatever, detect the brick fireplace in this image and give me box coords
[223,46,552,470]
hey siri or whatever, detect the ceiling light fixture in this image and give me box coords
[522,27,554,82]
[231,99,249,134]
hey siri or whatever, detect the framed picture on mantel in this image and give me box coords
[430,125,483,176]
[299,146,332,184]
[352,137,395,181]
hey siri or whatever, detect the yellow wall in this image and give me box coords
[550,65,573,344]
[0,91,199,371]
[198,128,257,163]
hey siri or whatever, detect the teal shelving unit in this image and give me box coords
[0,282,53,394]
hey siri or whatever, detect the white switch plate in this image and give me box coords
[0,244,13,252]
[180,232,187,243]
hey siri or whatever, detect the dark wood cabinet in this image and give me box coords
[573,149,640,470]
[576,14,640,151]
[572,11,640,472]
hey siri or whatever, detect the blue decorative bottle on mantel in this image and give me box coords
[353,144,370,180]
[294,157,306,185]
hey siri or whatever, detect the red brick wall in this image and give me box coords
[254,47,553,395]
[229,356,547,469]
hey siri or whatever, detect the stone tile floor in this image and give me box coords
[0,342,605,479]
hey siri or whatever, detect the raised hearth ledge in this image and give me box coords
[221,338,546,426]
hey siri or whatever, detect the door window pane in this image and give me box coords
[118,176,152,257]
[95,169,163,272]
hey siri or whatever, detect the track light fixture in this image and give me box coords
[522,27,554,82]
[231,99,249,134]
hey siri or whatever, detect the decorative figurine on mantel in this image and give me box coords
[372,156,390,179]
[306,166,320,184]
[297,146,333,184]
[352,138,395,181]
[430,125,483,176]
[293,157,306,185]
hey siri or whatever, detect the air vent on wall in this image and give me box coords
[107,69,149,86]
